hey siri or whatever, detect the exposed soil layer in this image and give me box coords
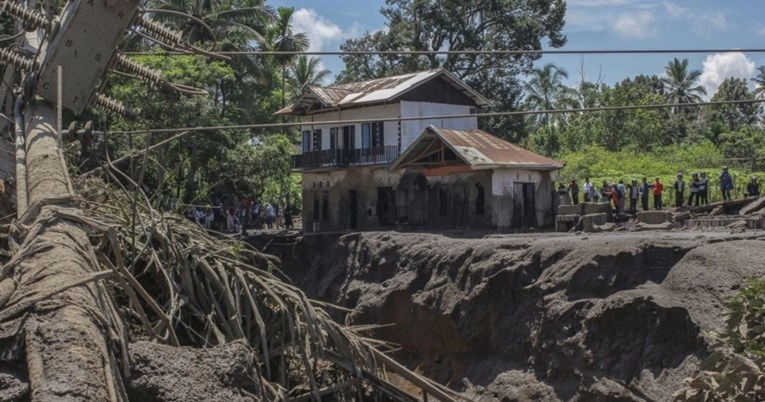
[126,341,260,402]
[260,230,765,401]
[0,340,265,402]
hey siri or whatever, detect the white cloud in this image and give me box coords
[662,2,727,37]
[565,10,610,32]
[699,52,756,99]
[691,12,727,37]
[662,2,687,18]
[291,8,343,52]
[613,11,658,38]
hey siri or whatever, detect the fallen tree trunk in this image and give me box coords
[4,100,126,401]
[11,205,126,401]
[740,196,765,216]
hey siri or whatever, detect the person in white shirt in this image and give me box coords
[264,203,276,229]
[583,178,593,203]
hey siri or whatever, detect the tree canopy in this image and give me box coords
[336,0,567,137]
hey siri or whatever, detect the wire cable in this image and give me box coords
[120,48,765,57]
[0,31,25,43]
[131,16,230,61]
[110,98,765,135]
[140,8,219,50]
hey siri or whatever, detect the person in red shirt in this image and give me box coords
[653,177,664,210]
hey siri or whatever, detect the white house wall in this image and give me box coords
[491,169,556,228]
[301,168,403,232]
[399,101,477,149]
[299,104,399,150]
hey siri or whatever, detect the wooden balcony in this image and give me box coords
[291,146,400,170]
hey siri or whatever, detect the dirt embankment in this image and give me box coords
[262,231,765,401]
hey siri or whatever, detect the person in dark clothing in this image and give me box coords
[569,180,580,205]
[557,183,567,196]
[687,172,700,207]
[699,171,709,205]
[284,208,294,229]
[747,176,760,197]
[720,166,734,201]
[640,177,651,211]
[673,172,685,208]
[629,179,639,213]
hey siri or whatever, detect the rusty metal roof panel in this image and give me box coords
[433,127,564,170]
[277,68,490,115]
[309,86,350,105]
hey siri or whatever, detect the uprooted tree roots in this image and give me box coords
[0,174,461,401]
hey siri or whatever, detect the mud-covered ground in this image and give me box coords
[257,230,765,401]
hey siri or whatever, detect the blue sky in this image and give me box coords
[268,0,765,99]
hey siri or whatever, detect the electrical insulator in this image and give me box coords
[115,54,162,86]
[0,1,54,31]
[0,47,36,71]
[34,0,141,114]
[94,93,137,120]
[133,17,182,48]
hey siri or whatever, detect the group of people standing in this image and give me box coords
[185,195,290,233]
[672,171,711,208]
[562,166,760,215]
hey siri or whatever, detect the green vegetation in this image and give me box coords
[524,59,765,191]
[675,279,765,400]
[96,0,310,211]
[337,0,567,140]
[558,142,765,204]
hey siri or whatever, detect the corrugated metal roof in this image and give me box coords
[275,68,490,115]
[390,125,564,172]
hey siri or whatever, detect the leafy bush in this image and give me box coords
[674,279,765,400]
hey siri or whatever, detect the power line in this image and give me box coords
[112,98,765,135]
[120,48,765,57]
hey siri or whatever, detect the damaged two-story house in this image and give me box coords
[278,68,563,232]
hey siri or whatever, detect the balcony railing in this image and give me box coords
[292,146,400,170]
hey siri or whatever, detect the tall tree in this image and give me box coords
[662,58,706,113]
[287,56,331,101]
[148,0,273,47]
[708,77,760,132]
[263,7,309,111]
[144,0,275,119]
[752,65,765,100]
[336,0,567,140]
[523,63,576,129]
[105,1,285,202]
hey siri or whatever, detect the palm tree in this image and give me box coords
[523,63,577,129]
[288,56,331,100]
[148,0,273,48]
[662,58,706,113]
[752,65,765,100]
[143,0,276,93]
[263,7,309,110]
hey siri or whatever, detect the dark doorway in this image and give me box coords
[341,125,355,167]
[475,183,485,215]
[396,188,409,225]
[512,182,537,228]
[438,187,448,217]
[348,190,358,230]
[312,194,320,222]
[453,184,468,227]
[398,173,429,226]
[376,187,396,226]
[321,192,329,222]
